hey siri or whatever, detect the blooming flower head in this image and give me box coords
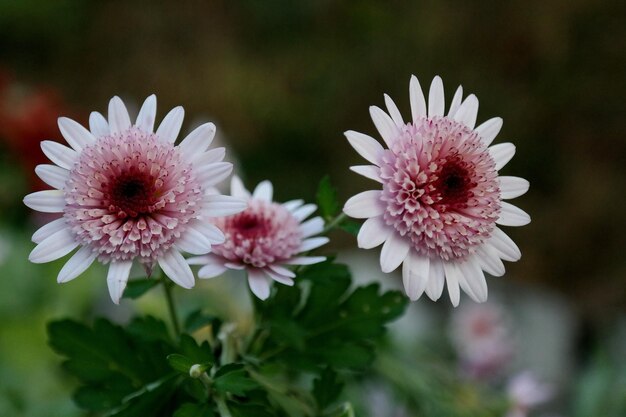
[23,95,247,303]
[188,176,328,300]
[344,76,530,306]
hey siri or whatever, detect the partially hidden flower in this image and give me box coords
[23,95,247,303]
[344,76,530,306]
[188,176,328,300]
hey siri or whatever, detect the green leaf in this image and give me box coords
[174,403,216,417]
[184,309,221,334]
[48,317,178,414]
[338,220,360,236]
[316,175,339,219]
[214,364,259,396]
[122,278,159,299]
[127,315,172,343]
[73,386,126,411]
[167,354,195,374]
[179,334,215,365]
[313,368,344,410]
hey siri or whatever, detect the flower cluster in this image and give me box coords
[24,76,529,307]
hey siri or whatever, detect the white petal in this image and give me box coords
[248,269,271,300]
[24,190,65,213]
[369,106,398,147]
[108,96,132,135]
[350,165,382,183]
[299,237,329,252]
[428,76,445,118]
[268,264,296,278]
[89,111,109,137]
[198,262,228,279]
[499,176,530,199]
[384,94,404,127]
[230,175,251,198]
[264,268,294,286]
[489,227,521,262]
[402,253,430,301]
[345,130,384,166]
[291,204,317,221]
[58,117,96,152]
[187,255,214,265]
[179,122,216,157]
[447,85,464,117]
[284,256,326,266]
[357,216,391,249]
[409,75,427,121]
[197,162,233,186]
[158,249,195,289]
[29,229,78,263]
[203,195,247,217]
[225,262,245,270]
[253,180,273,202]
[475,117,503,146]
[380,233,410,273]
[135,94,157,133]
[57,246,97,283]
[190,147,226,166]
[476,245,505,277]
[443,261,461,307]
[490,143,516,171]
[35,164,69,190]
[453,94,479,129]
[176,227,213,255]
[190,221,226,245]
[41,140,77,170]
[299,217,324,238]
[32,217,67,243]
[343,190,383,219]
[155,106,184,143]
[107,261,133,304]
[425,258,445,301]
[458,258,488,303]
[283,199,304,212]
[497,202,531,226]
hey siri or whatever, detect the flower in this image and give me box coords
[343,76,530,306]
[23,95,247,303]
[450,302,515,380]
[188,176,328,300]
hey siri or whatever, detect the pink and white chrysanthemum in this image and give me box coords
[23,95,247,303]
[343,76,530,306]
[188,176,328,300]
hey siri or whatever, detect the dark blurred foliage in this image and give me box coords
[0,0,624,318]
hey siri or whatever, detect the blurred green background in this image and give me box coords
[0,1,624,416]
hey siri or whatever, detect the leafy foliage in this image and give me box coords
[254,260,407,371]
[47,317,179,416]
[47,260,406,416]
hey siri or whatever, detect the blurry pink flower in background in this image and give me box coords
[451,301,515,380]
[505,371,553,417]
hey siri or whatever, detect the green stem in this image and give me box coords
[162,279,181,336]
[215,395,233,417]
[322,212,347,235]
